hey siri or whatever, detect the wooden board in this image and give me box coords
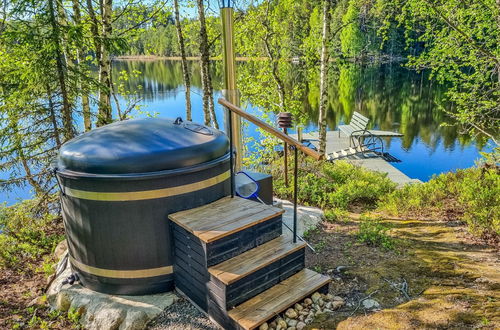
[209,237,305,285]
[169,197,284,243]
[228,269,331,330]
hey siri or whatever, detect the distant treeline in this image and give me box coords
[119,0,420,61]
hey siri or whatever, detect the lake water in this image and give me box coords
[0,60,493,205]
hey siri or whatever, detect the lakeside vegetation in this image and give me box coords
[271,157,499,241]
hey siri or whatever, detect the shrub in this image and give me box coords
[379,166,500,237]
[272,159,397,211]
[357,215,395,250]
[0,195,64,270]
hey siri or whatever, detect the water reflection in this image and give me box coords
[112,60,490,181]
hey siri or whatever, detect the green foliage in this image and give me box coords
[357,215,395,250]
[340,0,365,57]
[396,0,500,144]
[273,159,397,211]
[379,158,500,237]
[303,225,321,240]
[0,195,64,270]
[67,307,83,327]
[324,208,349,222]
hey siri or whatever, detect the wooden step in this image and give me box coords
[169,196,284,243]
[228,269,331,330]
[209,236,305,285]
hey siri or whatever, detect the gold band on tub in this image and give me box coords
[63,170,230,201]
[69,256,173,279]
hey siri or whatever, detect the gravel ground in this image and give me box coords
[148,298,220,330]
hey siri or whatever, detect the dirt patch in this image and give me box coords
[0,255,75,328]
[304,215,500,329]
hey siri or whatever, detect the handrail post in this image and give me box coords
[293,146,298,243]
[228,106,235,198]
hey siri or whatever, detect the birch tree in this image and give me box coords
[318,0,332,155]
[174,0,192,121]
[197,0,218,128]
[97,0,113,126]
[71,0,92,131]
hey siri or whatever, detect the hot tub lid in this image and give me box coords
[57,118,229,174]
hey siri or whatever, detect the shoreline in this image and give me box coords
[113,55,269,62]
[113,54,405,63]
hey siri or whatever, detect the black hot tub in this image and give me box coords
[55,118,230,295]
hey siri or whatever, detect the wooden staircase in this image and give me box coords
[169,196,331,330]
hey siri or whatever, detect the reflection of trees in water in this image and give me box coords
[112,60,223,101]
[114,60,482,151]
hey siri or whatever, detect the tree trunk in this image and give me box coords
[46,84,62,149]
[318,0,331,155]
[48,0,74,141]
[97,0,113,126]
[72,0,92,131]
[174,0,192,121]
[11,119,44,195]
[197,0,218,128]
[262,1,285,110]
[263,35,286,110]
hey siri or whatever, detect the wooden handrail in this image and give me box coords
[218,98,323,160]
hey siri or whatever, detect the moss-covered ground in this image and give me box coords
[304,215,499,329]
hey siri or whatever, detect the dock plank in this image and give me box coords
[290,130,416,186]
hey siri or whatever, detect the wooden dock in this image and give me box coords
[291,130,420,186]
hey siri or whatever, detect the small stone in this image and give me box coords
[259,322,269,330]
[285,308,298,319]
[333,296,344,302]
[362,299,380,310]
[299,310,309,316]
[325,293,334,300]
[294,303,303,311]
[311,292,321,303]
[287,319,298,327]
[296,321,307,330]
[298,315,305,321]
[305,317,313,324]
[324,308,333,313]
[318,298,324,307]
[287,327,296,330]
[303,298,312,306]
[331,300,345,310]
[277,318,288,329]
